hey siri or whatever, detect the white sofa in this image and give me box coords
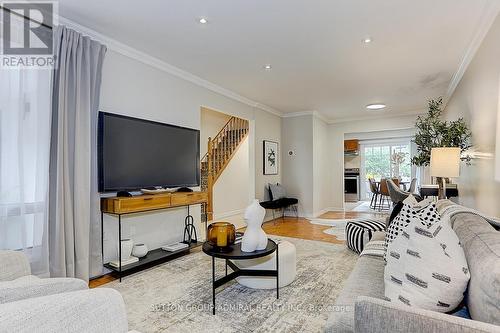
[0,250,131,333]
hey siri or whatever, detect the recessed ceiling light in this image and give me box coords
[263,64,272,70]
[366,103,386,110]
[199,17,208,24]
[363,37,373,44]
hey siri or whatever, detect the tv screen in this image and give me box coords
[98,112,200,192]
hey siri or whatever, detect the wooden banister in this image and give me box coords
[200,116,249,221]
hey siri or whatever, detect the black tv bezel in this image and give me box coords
[97,111,200,193]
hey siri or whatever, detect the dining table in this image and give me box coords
[374,180,410,191]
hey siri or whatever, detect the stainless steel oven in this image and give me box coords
[344,168,360,202]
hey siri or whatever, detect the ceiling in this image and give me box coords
[58,0,495,121]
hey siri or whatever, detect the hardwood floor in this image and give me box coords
[89,211,381,288]
[318,210,386,219]
[260,217,344,244]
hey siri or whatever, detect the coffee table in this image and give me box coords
[202,239,278,315]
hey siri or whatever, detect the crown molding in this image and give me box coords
[282,110,332,123]
[444,0,500,106]
[57,17,283,117]
[328,109,426,125]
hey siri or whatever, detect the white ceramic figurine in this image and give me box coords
[241,199,268,252]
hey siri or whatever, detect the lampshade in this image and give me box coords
[430,147,461,178]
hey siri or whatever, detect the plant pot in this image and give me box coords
[132,243,148,258]
[120,239,134,261]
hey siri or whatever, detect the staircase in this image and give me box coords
[201,116,249,221]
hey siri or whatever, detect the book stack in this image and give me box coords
[108,256,139,268]
[235,232,244,244]
[161,242,189,252]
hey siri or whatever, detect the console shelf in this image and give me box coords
[101,191,208,281]
[104,242,202,274]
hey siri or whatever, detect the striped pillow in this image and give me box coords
[346,218,386,254]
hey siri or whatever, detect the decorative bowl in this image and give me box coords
[132,243,148,258]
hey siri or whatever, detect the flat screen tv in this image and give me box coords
[98,112,200,192]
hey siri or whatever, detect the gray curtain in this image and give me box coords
[49,25,106,281]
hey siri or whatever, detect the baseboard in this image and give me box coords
[213,209,245,220]
[312,207,344,218]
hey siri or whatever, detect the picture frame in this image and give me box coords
[263,140,279,175]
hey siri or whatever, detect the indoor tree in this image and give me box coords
[411,97,472,167]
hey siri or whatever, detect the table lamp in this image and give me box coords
[430,147,461,200]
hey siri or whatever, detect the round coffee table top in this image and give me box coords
[202,239,277,259]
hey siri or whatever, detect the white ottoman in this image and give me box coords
[232,240,296,289]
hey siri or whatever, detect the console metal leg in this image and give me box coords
[212,256,216,315]
[276,245,279,299]
[225,259,228,276]
[101,212,104,264]
[118,214,122,282]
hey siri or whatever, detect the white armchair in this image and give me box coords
[0,250,87,304]
[0,250,133,333]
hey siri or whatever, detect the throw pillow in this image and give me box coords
[269,183,286,200]
[388,201,404,227]
[384,195,439,260]
[384,212,470,313]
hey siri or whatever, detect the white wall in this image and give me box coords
[313,116,333,216]
[444,13,500,216]
[255,110,282,221]
[200,107,231,156]
[99,50,281,269]
[282,115,314,216]
[328,114,418,209]
[212,136,250,228]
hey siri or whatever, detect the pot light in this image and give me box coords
[366,103,386,110]
[263,64,272,70]
[199,17,208,24]
[363,37,373,44]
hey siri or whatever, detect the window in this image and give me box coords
[0,68,51,275]
[360,139,414,200]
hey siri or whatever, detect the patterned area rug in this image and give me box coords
[104,237,358,333]
[308,219,348,240]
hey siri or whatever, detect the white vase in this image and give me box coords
[132,243,148,258]
[241,199,268,252]
[120,239,134,261]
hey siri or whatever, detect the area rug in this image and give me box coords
[308,219,348,240]
[104,237,358,333]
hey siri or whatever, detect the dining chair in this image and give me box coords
[368,178,380,210]
[391,178,400,187]
[408,178,417,193]
[387,179,411,205]
[377,178,392,211]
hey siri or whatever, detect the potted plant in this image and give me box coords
[412,98,472,184]
[391,151,407,179]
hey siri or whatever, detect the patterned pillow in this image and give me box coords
[384,209,470,312]
[384,195,439,260]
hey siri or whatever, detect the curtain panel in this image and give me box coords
[49,25,106,281]
[0,66,52,276]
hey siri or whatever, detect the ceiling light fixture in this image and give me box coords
[366,103,386,110]
[363,37,373,44]
[263,64,272,70]
[199,17,208,24]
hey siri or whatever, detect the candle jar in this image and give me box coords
[207,222,236,251]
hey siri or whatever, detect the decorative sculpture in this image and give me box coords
[241,199,268,252]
